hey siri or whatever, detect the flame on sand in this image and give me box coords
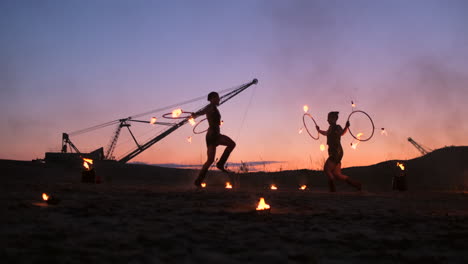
[201,183,207,188]
[397,162,405,171]
[299,185,307,190]
[150,117,157,125]
[320,144,326,151]
[42,193,49,201]
[188,117,196,126]
[172,108,183,118]
[256,197,270,211]
[303,105,309,113]
[225,182,232,189]
[351,133,364,150]
[270,184,278,190]
[83,158,93,170]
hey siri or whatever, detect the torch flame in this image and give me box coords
[299,127,303,134]
[320,144,326,151]
[201,183,206,188]
[270,184,278,190]
[83,158,93,170]
[303,105,309,113]
[256,197,270,210]
[188,117,196,126]
[381,128,388,136]
[299,185,307,190]
[350,133,363,150]
[225,182,232,189]
[172,108,183,118]
[150,117,157,125]
[187,136,192,143]
[397,162,405,171]
[351,101,356,108]
[220,120,224,126]
[42,193,49,201]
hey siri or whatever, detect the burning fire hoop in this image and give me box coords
[193,118,208,134]
[347,110,375,142]
[302,113,319,140]
[162,109,193,119]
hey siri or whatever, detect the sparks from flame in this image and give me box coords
[256,197,270,211]
[172,108,183,118]
[187,136,192,143]
[397,162,405,171]
[320,144,326,151]
[201,183,206,188]
[299,185,307,190]
[150,117,157,125]
[42,193,49,201]
[225,182,232,189]
[270,184,278,190]
[188,117,196,126]
[303,105,309,113]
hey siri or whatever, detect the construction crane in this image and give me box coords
[56,78,258,163]
[407,137,431,155]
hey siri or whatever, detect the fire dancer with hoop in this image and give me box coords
[192,91,236,188]
[316,111,362,192]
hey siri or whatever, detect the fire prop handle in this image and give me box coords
[347,110,375,142]
[302,113,319,140]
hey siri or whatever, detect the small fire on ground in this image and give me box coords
[299,185,307,190]
[83,158,93,170]
[256,197,270,211]
[397,162,405,171]
[270,184,278,190]
[225,182,232,189]
[201,183,207,188]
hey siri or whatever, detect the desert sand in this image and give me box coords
[1,147,468,263]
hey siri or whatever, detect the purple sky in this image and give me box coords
[1,0,468,170]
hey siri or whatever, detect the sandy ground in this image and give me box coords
[1,161,468,263]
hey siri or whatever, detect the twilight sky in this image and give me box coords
[1,0,468,171]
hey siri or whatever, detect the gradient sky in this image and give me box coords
[1,0,468,171]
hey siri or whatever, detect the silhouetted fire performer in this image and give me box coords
[192,92,235,188]
[317,112,362,192]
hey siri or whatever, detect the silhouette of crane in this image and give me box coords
[407,137,431,155]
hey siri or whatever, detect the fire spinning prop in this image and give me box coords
[346,110,375,142]
[302,105,320,140]
[192,118,224,134]
[162,109,193,119]
[256,197,271,211]
[42,193,60,205]
[150,117,157,125]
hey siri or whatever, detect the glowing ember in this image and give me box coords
[150,117,157,124]
[187,136,192,143]
[299,185,307,190]
[299,127,303,134]
[270,184,278,190]
[42,193,49,201]
[381,128,388,136]
[256,197,270,211]
[320,144,326,151]
[303,105,309,113]
[172,108,183,118]
[225,182,233,189]
[188,117,196,126]
[201,183,207,188]
[351,101,356,108]
[397,162,405,171]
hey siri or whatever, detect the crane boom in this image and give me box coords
[408,137,430,155]
[118,78,258,163]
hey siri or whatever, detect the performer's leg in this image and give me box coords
[194,145,216,187]
[333,163,361,190]
[216,135,236,172]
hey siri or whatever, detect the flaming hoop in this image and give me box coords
[193,118,208,134]
[162,110,193,119]
[347,110,375,142]
[302,113,319,140]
